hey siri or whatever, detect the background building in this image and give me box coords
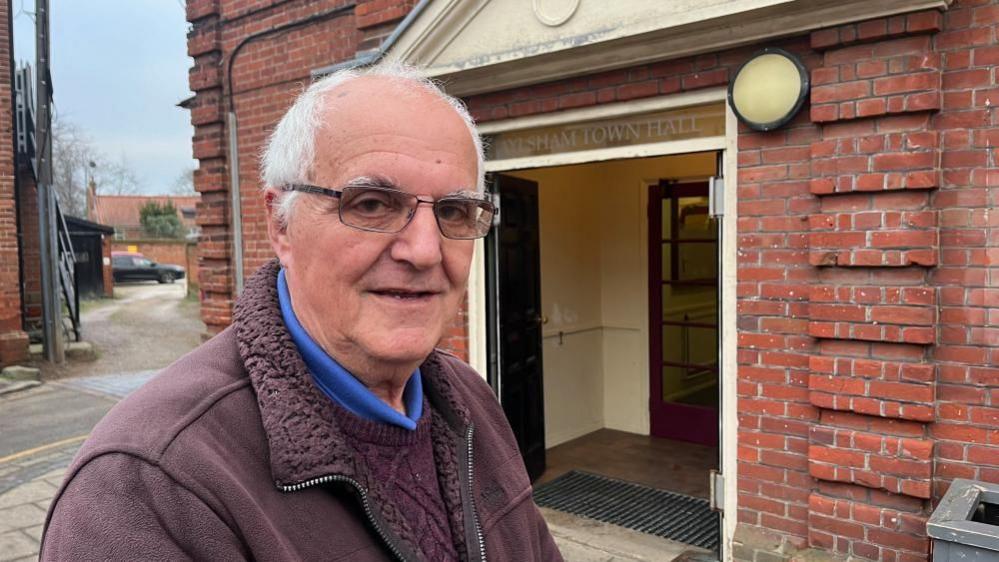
[89,194,200,241]
[184,1,998,560]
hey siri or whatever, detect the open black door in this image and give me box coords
[485,173,546,482]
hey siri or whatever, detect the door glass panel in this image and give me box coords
[677,196,712,240]
[678,242,717,281]
[651,176,721,450]
[661,315,718,406]
[659,184,718,410]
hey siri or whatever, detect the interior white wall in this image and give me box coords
[510,152,718,447]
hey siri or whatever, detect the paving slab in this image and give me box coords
[0,530,37,561]
[0,479,57,509]
[542,507,712,562]
[22,524,43,543]
[54,369,158,399]
[0,502,47,533]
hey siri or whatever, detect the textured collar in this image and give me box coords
[233,259,472,488]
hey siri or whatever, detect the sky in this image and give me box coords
[13,0,197,195]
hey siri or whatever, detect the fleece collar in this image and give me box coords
[232,259,472,489]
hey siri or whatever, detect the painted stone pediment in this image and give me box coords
[385,0,951,96]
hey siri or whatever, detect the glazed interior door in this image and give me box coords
[649,179,719,446]
[485,173,546,481]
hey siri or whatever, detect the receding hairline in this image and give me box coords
[314,74,473,132]
[307,75,480,174]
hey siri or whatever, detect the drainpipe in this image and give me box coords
[310,0,431,78]
[224,3,357,294]
[226,115,244,294]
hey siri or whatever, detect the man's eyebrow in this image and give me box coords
[446,188,484,199]
[343,178,482,199]
[342,175,399,189]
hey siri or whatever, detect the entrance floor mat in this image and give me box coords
[533,470,719,550]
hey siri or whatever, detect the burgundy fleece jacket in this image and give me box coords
[40,260,562,561]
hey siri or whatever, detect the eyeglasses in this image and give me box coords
[282,183,496,240]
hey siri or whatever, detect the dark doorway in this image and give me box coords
[485,173,546,482]
[66,216,113,299]
[648,179,719,446]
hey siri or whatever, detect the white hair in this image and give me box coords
[260,63,486,226]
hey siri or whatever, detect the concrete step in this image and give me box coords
[65,341,97,362]
[0,365,40,382]
[27,341,97,362]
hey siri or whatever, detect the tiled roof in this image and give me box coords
[91,195,200,229]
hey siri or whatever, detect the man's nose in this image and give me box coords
[389,204,443,269]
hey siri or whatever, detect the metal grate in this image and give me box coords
[534,470,719,550]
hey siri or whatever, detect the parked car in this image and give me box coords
[111,252,186,284]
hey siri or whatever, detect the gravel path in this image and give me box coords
[40,281,204,380]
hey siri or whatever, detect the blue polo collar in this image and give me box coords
[277,268,423,430]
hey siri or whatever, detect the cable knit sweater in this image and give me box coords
[41,260,563,562]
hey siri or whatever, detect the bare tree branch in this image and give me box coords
[169,166,196,195]
[51,114,141,217]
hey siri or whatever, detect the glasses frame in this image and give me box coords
[282,183,496,240]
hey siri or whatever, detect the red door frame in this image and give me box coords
[648,179,719,446]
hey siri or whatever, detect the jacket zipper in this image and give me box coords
[465,424,487,562]
[279,426,486,562]
[280,475,409,562]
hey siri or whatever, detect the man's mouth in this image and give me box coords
[370,289,438,300]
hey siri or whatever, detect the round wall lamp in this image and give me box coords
[728,48,809,132]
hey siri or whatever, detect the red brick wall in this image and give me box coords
[187,0,365,334]
[15,164,40,333]
[189,1,999,559]
[0,0,28,366]
[184,0,470,353]
[462,4,997,561]
[100,236,112,298]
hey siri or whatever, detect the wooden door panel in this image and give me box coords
[488,174,546,482]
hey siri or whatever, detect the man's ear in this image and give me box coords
[265,188,293,267]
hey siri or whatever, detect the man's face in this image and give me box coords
[267,77,478,371]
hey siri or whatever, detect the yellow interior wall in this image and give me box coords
[509,151,717,447]
[509,165,606,446]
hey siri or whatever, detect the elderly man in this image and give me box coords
[41,65,562,561]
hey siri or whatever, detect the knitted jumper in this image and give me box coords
[335,398,459,561]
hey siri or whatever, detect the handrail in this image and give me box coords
[55,201,80,342]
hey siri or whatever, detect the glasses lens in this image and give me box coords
[339,187,413,232]
[436,198,495,239]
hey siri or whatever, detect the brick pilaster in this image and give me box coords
[0,0,29,367]
[803,12,943,561]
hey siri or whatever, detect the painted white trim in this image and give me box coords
[472,95,740,556]
[468,238,487,378]
[484,136,726,172]
[478,88,727,135]
[387,0,951,96]
[720,100,740,562]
